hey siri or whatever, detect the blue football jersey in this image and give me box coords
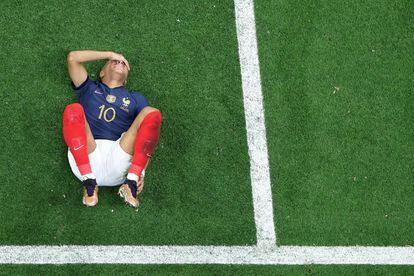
[72,76,149,141]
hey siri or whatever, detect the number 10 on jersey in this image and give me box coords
[98,104,116,122]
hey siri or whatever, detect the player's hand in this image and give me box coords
[137,174,144,195]
[109,52,130,71]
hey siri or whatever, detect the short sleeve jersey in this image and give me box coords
[72,76,149,141]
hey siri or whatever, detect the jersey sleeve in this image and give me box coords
[132,92,150,116]
[71,76,95,98]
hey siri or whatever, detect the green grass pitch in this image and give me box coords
[1,264,414,275]
[0,0,255,245]
[255,0,414,246]
[0,0,413,274]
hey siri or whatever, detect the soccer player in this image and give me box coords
[63,50,162,208]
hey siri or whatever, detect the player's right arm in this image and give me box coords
[67,50,130,87]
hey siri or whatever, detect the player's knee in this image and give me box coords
[140,107,162,125]
[145,109,162,127]
[139,106,158,116]
[63,103,85,125]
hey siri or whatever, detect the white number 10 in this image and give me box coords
[98,104,116,122]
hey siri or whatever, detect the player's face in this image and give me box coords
[101,60,128,82]
[110,60,128,74]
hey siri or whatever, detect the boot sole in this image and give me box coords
[118,187,138,208]
[82,197,98,207]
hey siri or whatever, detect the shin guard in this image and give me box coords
[63,103,92,176]
[128,110,162,177]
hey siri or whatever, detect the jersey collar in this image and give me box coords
[100,81,125,90]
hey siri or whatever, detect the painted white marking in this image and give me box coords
[235,0,276,248]
[1,246,413,264]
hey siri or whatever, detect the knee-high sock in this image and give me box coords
[128,110,162,178]
[63,103,92,176]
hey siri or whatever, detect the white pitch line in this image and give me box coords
[1,246,414,264]
[235,0,276,248]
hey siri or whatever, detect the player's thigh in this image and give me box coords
[85,119,96,154]
[119,106,159,155]
[102,139,132,186]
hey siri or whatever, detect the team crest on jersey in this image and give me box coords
[121,97,130,112]
[106,95,117,103]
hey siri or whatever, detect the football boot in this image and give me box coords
[82,178,99,207]
[118,179,139,208]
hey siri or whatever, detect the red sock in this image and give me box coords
[128,110,162,178]
[63,103,92,176]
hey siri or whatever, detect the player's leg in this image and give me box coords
[63,103,99,206]
[119,106,160,155]
[118,106,162,208]
[85,118,96,154]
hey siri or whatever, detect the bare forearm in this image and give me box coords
[67,50,113,63]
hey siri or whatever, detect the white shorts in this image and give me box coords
[68,134,132,186]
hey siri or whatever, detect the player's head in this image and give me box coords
[100,60,129,85]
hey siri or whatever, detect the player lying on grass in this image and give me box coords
[63,50,162,208]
